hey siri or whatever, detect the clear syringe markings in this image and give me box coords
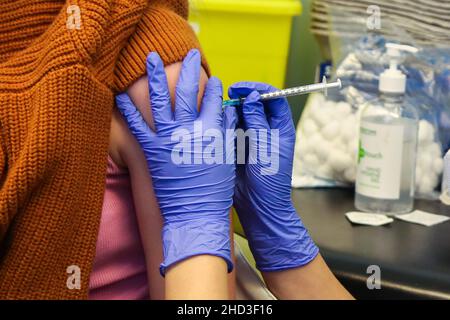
[223,77,342,108]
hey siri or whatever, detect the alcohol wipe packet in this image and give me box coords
[395,210,450,227]
[345,211,394,226]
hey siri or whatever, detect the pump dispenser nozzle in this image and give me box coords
[379,43,418,94]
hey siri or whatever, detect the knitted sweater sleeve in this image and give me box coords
[0,0,207,299]
[0,130,4,197]
[113,0,209,92]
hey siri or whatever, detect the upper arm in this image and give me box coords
[126,62,208,131]
[112,63,236,299]
[109,64,209,300]
[108,63,208,165]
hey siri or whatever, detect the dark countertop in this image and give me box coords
[291,188,450,300]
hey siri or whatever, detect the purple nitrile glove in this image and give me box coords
[229,82,319,272]
[116,49,237,275]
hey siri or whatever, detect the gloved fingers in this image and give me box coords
[228,81,271,99]
[199,76,224,127]
[223,103,238,131]
[223,104,238,166]
[229,82,261,131]
[175,49,201,124]
[229,82,292,125]
[241,91,270,131]
[116,93,155,141]
[146,52,173,132]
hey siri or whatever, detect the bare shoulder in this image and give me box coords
[109,63,208,168]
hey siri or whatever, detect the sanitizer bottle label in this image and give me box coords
[356,121,404,199]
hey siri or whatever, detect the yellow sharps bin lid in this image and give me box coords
[190,0,302,16]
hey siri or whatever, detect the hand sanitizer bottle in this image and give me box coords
[355,43,419,215]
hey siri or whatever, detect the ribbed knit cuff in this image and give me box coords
[113,5,210,92]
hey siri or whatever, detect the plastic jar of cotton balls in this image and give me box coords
[297,93,359,183]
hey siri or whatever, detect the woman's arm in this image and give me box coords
[262,254,353,300]
[228,82,353,300]
[109,102,166,299]
[123,134,229,299]
[111,61,235,300]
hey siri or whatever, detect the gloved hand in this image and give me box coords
[229,82,319,272]
[116,49,236,275]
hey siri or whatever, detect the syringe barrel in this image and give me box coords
[259,81,340,101]
[222,79,342,107]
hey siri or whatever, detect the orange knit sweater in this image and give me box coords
[0,0,207,299]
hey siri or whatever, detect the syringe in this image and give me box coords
[223,77,342,108]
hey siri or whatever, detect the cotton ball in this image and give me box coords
[313,93,325,106]
[309,133,322,152]
[298,139,310,158]
[418,120,435,145]
[324,100,336,110]
[418,174,438,193]
[329,151,353,172]
[302,105,313,119]
[433,157,444,175]
[307,99,320,119]
[417,175,434,194]
[427,142,441,159]
[317,164,333,178]
[310,107,323,126]
[321,121,341,140]
[418,153,432,170]
[341,126,356,143]
[332,138,347,153]
[311,105,332,128]
[344,166,356,182]
[347,113,357,125]
[303,118,319,137]
[336,102,351,118]
[304,153,320,170]
[318,111,332,128]
[315,139,332,161]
